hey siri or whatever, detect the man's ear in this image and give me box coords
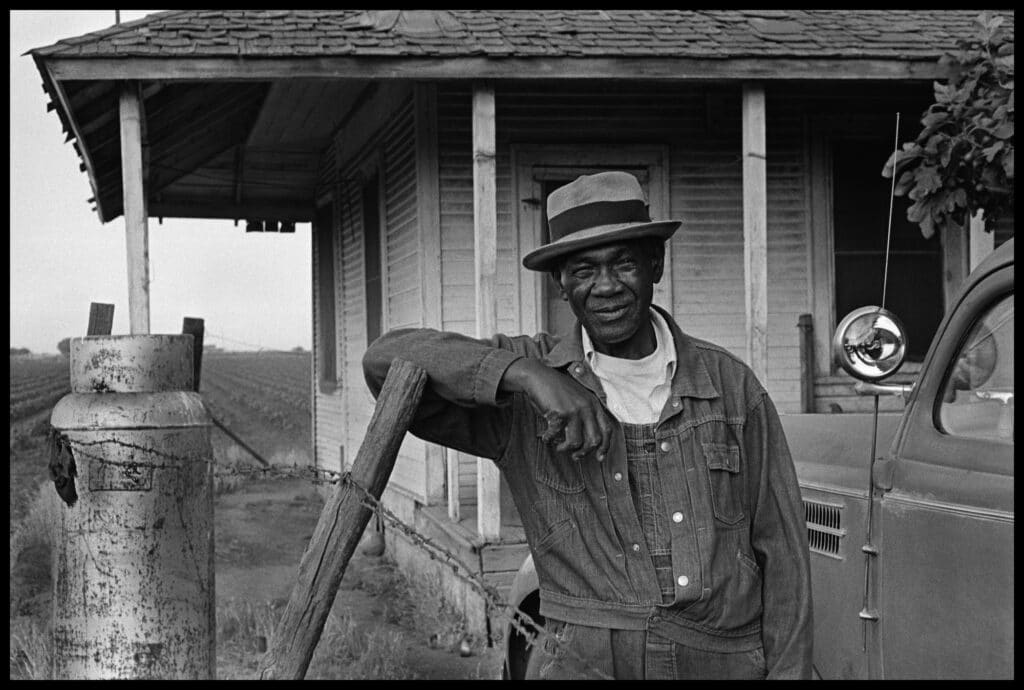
[550,270,568,300]
[650,240,666,284]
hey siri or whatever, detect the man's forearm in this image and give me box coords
[363,328,521,407]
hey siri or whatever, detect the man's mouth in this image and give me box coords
[590,304,631,321]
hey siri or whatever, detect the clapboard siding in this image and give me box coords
[381,97,427,499]
[312,191,345,474]
[312,93,427,503]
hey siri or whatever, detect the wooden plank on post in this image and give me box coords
[182,317,205,392]
[257,360,427,680]
[87,302,115,336]
[742,84,768,387]
[120,82,151,334]
[797,314,815,413]
[472,82,501,542]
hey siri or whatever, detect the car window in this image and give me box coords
[938,294,1014,442]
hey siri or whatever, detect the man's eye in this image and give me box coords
[571,268,594,280]
[616,261,637,271]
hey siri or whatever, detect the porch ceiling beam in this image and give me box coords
[46,56,944,83]
[40,62,105,220]
[148,200,314,222]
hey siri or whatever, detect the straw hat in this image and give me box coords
[522,171,681,272]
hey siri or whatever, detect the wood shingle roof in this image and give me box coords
[30,9,1007,60]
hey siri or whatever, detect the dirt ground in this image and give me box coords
[213,474,504,680]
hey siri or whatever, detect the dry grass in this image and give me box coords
[9,484,59,679]
[9,615,51,680]
[306,611,415,680]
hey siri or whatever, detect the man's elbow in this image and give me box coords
[361,338,392,399]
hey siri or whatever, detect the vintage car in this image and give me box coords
[502,237,1014,679]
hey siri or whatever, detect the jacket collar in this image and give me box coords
[542,305,719,399]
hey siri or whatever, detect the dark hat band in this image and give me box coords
[548,199,650,241]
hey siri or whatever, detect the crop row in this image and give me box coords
[203,371,310,413]
[10,387,69,423]
[10,378,71,407]
[200,374,309,434]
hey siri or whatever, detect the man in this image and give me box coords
[363,171,812,679]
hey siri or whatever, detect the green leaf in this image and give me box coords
[919,210,936,239]
[992,122,1014,139]
[907,199,927,223]
[1002,148,1014,178]
[914,165,944,194]
[983,141,1005,161]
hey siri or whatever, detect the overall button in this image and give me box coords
[632,543,641,552]
[672,511,683,523]
[660,441,671,452]
[677,575,689,587]
[574,366,583,374]
[671,400,680,408]
[613,472,623,481]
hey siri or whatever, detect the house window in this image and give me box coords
[315,202,337,392]
[363,173,383,347]
[832,138,944,362]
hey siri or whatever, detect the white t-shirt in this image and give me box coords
[581,309,677,424]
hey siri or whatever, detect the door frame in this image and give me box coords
[512,144,672,335]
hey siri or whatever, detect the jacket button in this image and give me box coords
[574,366,583,374]
[613,472,623,481]
[677,575,689,587]
[672,512,683,523]
[672,400,680,408]
[660,441,671,452]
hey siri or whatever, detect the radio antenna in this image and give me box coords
[880,112,900,311]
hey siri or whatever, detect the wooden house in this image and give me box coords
[30,9,1014,640]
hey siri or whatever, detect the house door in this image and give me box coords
[514,147,672,337]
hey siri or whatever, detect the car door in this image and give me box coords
[875,265,1014,679]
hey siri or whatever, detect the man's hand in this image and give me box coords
[501,358,613,462]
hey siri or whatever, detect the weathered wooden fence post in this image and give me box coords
[798,313,815,413]
[258,359,427,680]
[49,329,215,679]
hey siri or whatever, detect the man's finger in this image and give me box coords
[556,417,583,454]
[540,411,565,445]
[596,408,614,462]
[574,408,602,462]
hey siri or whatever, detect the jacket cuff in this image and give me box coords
[474,348,522,406]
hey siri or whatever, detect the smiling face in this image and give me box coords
[554,239,664,359]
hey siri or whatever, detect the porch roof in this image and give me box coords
[26,10,1009,223]
[31,10,995,63]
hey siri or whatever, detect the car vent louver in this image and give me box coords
[804,499,844,559]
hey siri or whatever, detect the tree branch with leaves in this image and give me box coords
[883,12,1014,239]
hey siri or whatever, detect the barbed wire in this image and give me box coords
[53,432,611,679]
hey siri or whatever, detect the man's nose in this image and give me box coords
[591,267,621,295]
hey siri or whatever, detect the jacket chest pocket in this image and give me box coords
[534,452,586,494]
[534,421,586,494]
[702,441,745,525]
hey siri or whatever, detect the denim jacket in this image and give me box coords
[362,307,813,679]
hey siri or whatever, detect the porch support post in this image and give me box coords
[472,82,501,541]
[119,82,151,334]
[968,210,993,271]
[742,84,768,385]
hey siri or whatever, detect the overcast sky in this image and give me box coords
[10,10,312,354]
